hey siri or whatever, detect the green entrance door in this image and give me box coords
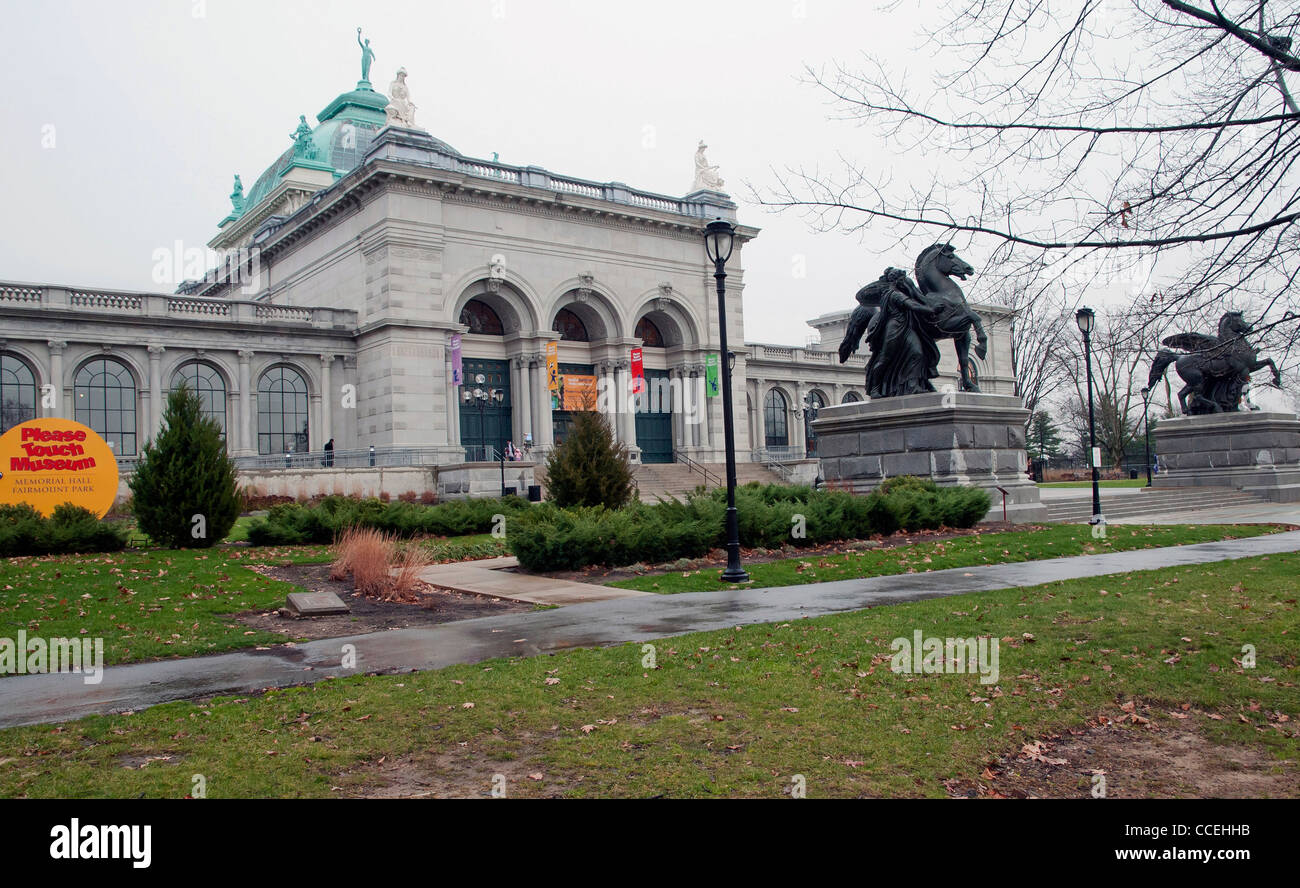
[459,358,512,461]
[635,368,673,464]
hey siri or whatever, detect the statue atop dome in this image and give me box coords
[357,27,376,86]
[290,115,318,160]
[384,67,417,128]
[692,140,725,192]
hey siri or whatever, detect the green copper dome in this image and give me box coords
[238,83,390,217]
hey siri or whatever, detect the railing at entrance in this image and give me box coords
[462,444,503,463]
[752,447,801,483]
[674,450,722,487]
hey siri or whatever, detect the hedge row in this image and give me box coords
[245,494,532,546]
[507,480,990,572]
[0,503,130,558]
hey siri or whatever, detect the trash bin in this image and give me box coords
[502,485,516,497]
[527,484,542,502]
[1129,469,1138,480]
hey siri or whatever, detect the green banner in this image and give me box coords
[705,353,720,398]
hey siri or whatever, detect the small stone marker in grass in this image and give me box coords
[285,591,350,616]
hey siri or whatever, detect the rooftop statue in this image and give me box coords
[838,245,989,397]
[357,28,376,84]
[229,174,244,214]
[1148,311,1282,414]
[692,141,725,192]
[384,67,417,127]
[290,115,318,160]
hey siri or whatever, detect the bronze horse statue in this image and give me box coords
[1147,311,1281,414]
[913,244,989,392]
[838,245,989,397]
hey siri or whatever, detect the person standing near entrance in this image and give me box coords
[323,438,335,467]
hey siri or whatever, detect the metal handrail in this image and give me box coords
[673,450,722,487]
[751,448,795,483]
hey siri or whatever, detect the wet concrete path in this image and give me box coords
[3,530,1299,728]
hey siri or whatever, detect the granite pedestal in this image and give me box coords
[1152,411,1300,503]
[811,392,1047,523]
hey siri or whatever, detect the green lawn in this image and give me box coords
[0,551,1294,798]
[1039,479,1147,488]
[609,524,1281,595]
[0,534,508,668]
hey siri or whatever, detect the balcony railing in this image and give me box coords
[0,283,358,331]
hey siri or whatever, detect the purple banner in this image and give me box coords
[450,333,463,386]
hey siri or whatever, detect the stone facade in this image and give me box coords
[0,73,1018,485]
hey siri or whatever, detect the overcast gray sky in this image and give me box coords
[0,0,937,345]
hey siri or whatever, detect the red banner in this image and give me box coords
[630,347,645,395]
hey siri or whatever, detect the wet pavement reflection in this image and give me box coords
[3,530,1298,728]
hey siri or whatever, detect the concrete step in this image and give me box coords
[1044,487,1268,523]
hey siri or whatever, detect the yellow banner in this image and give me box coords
[546,341,558,393]
[0,419,120,518]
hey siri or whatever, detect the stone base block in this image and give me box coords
[1153,411,1300,502]
[811,392,1046,523]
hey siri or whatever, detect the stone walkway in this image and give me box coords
[3,530,1298,729]
[416,556,649,606]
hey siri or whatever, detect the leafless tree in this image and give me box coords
[758,0,1300,370]
[1055,309,1159,465]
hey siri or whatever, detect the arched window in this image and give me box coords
[257,366,309,454]
[171,361,227,435]
[0,353,37,436]
[807,391,826,410]
[763,389,789,447]
[635,316,664,347]
[75,358,137,454]
[553,307,589,342]
[459,299,504,335]
[842,391,863,404]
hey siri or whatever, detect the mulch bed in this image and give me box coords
[237,561,533,640]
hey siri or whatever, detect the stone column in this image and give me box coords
[615,360,634,445]
[671,366,686,450]
[147,345,165,439]
[696,363,712,454]
[319,354,333,449]
[47,341,66,418]
[238,350,254,455]
[530,358,553,447]
[516,356,533,443]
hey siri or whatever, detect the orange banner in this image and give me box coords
[560,374,598,411]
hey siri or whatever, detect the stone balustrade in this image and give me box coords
[0,282,358,331]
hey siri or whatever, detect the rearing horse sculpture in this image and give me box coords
[1147,311,1281,414]
[914,244,988,392]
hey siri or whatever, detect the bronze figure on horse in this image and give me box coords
[838,244,989,398]
[1147,311,1281,414]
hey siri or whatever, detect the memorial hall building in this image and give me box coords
[0,61,1014,492]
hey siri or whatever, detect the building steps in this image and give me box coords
[1043,486,1267,523]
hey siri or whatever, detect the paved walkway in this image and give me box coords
[3,530,1299,729]
[416,556,649,605]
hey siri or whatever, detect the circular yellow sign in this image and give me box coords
[0,419,120,518]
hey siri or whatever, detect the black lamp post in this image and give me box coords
[705,218,749,584]
[1075,307,1103,524]
[1140,385,1153,487]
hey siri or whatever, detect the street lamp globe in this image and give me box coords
[704,218,736,265]
[1075,306,1095,335]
